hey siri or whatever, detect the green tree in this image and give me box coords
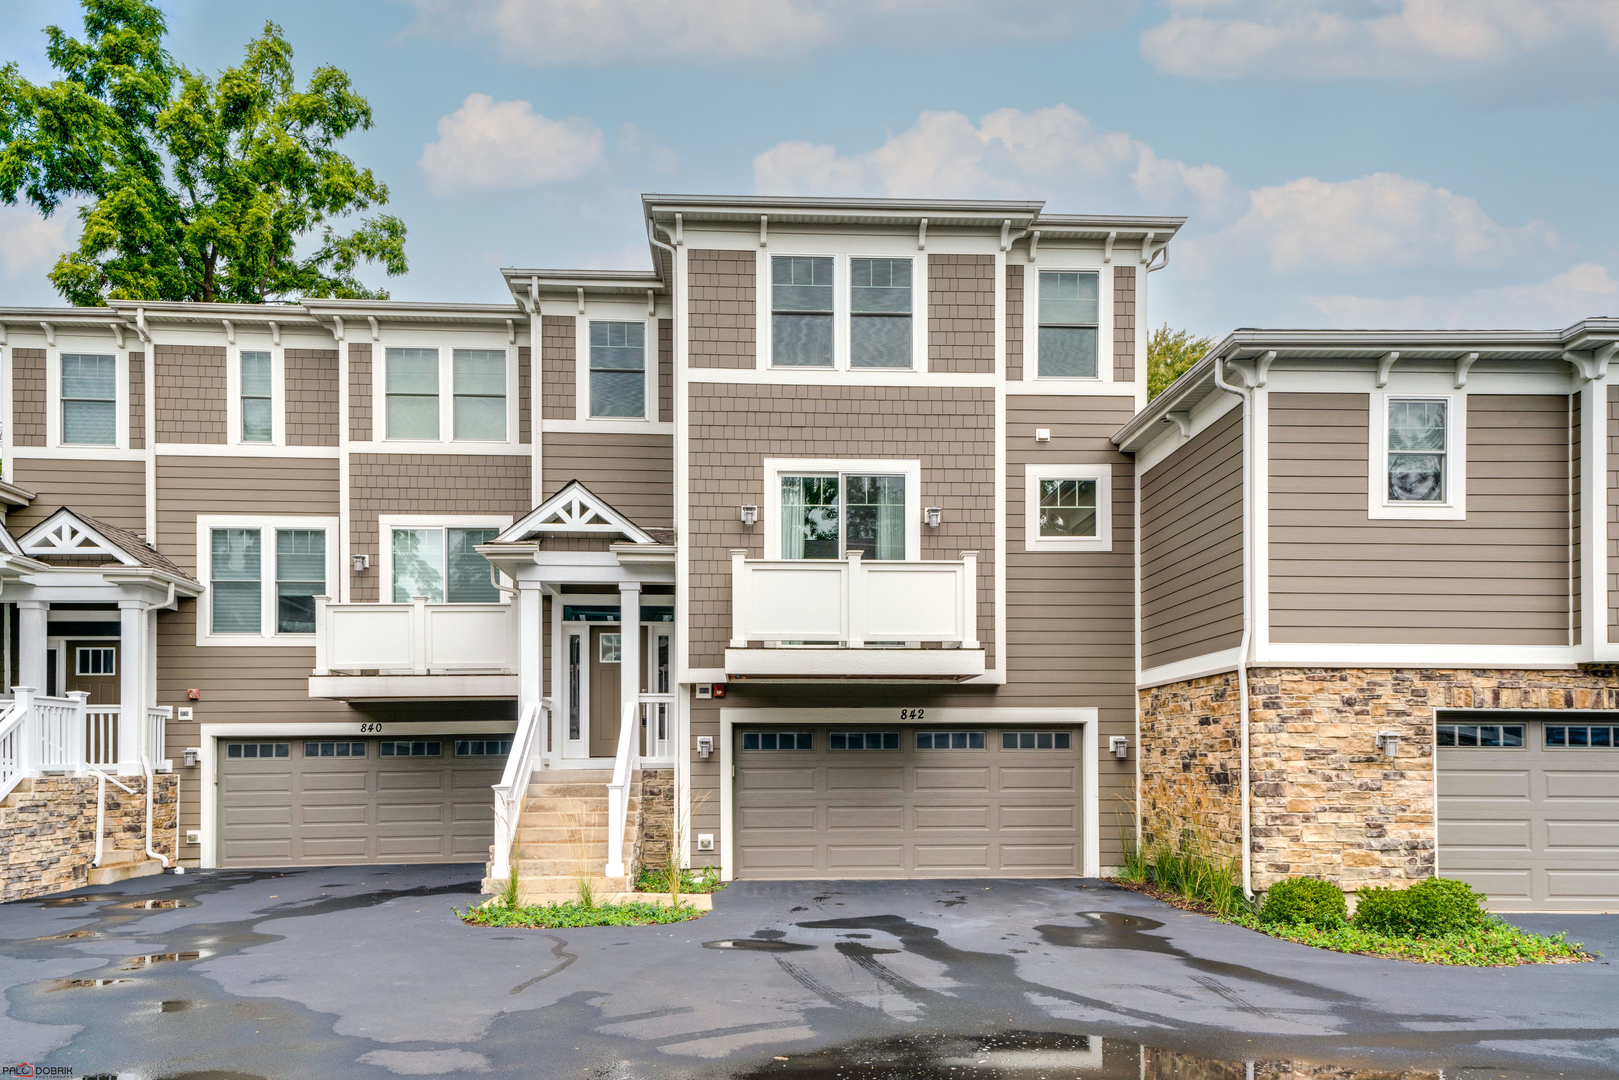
[0,0,406,305]
[1148,323,1216,400]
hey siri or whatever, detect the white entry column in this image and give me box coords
[118,600,146,775]
[16,600,47,695]
[618,581,641,753]
[517,580,544,716]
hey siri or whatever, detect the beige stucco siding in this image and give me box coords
[1269,392,1573,646]
[10,458,146,534]
[12,348,46,447]
[1113,266,1136,383]
[348,342,372,441]
[285,348,340,447]
[348,454,532,602]
[927,253,996,374]
[1140,408,1244,669]
[541,431,673,528]
[155,344,227,444]
[688,249,756,369]
[541,316,575,420]
[686,382,996,670]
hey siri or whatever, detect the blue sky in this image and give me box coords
[3,0,1618,338]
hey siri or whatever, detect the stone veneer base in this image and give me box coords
[1,774,178,902]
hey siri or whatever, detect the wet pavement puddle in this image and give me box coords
[704,938,818,953]
[120,949,209,969]
[46,977,133,991]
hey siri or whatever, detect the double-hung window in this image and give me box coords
[210,528,263,634]
[1387,399,1446,502]
[61,353,117,445]
[204,521,333,641]
[386,347,439,439]
[772,256,835,367]
[390,527,499,602]
[453,349,506,439]
[589,322,646,418]
[275,530,325,633]
[779,473,906,560]
[241,351,272,443]
[850,258,912,368]
[1037,272,1099,378]
[1371,393,1463,519]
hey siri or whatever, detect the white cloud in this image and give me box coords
[400,0,1102,65]
[418,94,604,197]
[1306,262,1619,328]
[0,202,74,282]
[1140,0,1619,81]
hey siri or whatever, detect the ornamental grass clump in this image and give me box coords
[1354,876,1488,938]
[1258,877,1347,929]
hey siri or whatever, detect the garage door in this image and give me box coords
[1438,717,1619,911]
[218,735,507,867]
[734,726,1083,879]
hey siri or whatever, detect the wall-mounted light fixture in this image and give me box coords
[183,747,201,768]
[740,504,758,526]
[1109,736,1128,759]
[352,553,370,572]
[923,507,942,528]
[1375,731,1401,758]
[697,736,714,758]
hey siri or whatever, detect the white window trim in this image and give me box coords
[757,251,931,374]
[377,513,515,605]
[1368,390,1466,521]
[1027,265,1110,384]
[195,515,340,646]
[577,310,657,423]
[761,458,923,561]
[75,646,116,676]
[1023,464,1113,552]
[225,342,285,446]
[846,252,925,373]
[47,342,128,450]
[374,342,517,446]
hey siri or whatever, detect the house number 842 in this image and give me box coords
[898,709,925,720]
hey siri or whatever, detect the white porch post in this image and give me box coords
[619,581,641,748]
[17,601,47,695]
[517,581,544,716]
[117,600,146,775]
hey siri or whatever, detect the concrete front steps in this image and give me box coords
[482,769,645,902]
[88,849,164,886]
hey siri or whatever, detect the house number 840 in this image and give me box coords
[898,709,924,720]
[359,723,384,733]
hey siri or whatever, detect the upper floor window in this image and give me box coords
[850,258,912,369]
[386,347,439,440]
[1037,271,1098,378]
[1387,399,1446,502]
[453,349,507,439]
[589,322,645,418]
[275,529,326,633]
[1024,464,1112,552]
[1369,392,1464,520]
[390,526,499,603]
[772,256,834,367]
[61,353,116,445]
[241,351,272,443]
[209,525,328,636]
[780,473,906,560]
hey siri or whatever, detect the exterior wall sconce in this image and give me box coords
[740,505,758,526]
[697,735,713,757]
[923,507,942,528]
[352,553,370,572]
[1109,736,1128,759]
[1375,732,1401,758]
[183,747,201,768]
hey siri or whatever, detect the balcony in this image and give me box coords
[725,550,983,680]
[309,597,520,700]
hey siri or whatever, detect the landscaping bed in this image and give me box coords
[457,898,705,928]
[635,864,725,895]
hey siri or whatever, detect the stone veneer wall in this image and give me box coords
[1140,665,1619,893]
[636,768,674,871]
[1,774,178,902]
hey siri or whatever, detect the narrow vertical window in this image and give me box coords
[211,528,262,634]
[772,256,834,367]
[447,528,499,602]
[780,476,840,559]
[850,258,912,368]
[386,347,439,439]
[61,353,117,445]
[275,529,324,633]
[589,323,646,418]
[453,349,506,440]
[391,528,445,602]
[844,475,906,560]
[568,635,581,740]
[1387,400,1446,502]
[1038,272,1099,378]
[241,351,272,443]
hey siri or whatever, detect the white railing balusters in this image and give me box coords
[638,693,675,761]
[490,700,547,883]
[85,707,120,767]
[146,706,171,770]
[604,699,639,879]
[0,688,176,805]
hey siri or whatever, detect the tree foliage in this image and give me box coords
[1148,323,1216,400]
[0,0,406,305]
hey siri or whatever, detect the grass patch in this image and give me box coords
[634,864,724,895]
[457,899,705,929]
[1229,909,1589,966]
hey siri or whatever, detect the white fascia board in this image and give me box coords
[307,674,520,699]
[724,648,985,680]
[1253,643,1582,669]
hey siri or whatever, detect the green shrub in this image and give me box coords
[1355,877,1488,937]
[1259,877,1347,928]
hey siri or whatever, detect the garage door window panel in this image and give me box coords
[455,738,514,756]
[1546,725,1618,748]
[304,741,365,758]
[916,731,985,750]
[830,731,900,750]
[226,742,289,759]
[381,740,442,757]
[1003,731,1071,750]
[1438,723,1525,748]
[742,732,813,751]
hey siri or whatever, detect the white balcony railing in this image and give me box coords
[313,596,519,676]
[0,691,171,801]
[726,550,984,680]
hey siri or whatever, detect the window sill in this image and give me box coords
[197,633,318,648]
[1366,501,1466,521]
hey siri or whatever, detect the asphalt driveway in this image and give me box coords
[1,865,1615,1079]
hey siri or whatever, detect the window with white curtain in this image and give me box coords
[1387,399,1446,502]
[589,322,645,417]
[386,347,439,439]
[772,256,835,367]
[61,353,117,445]
[850,258,912,368]
[390,527,499,602]
[453,349,506,439]
[241,351,272,442]
[779,474,905,560]
[1037,271,1099,378]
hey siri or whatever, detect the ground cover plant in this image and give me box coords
[457,898,704,929]
[635,864,724,895]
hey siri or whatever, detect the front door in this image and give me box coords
[588,627,622,758]
[66,641,119,704]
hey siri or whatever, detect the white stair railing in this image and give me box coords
[146,706,172,770]
[85,707,120,767]
[490,700,546,883]
[0,691,30,802]
[639,694,674,760]
[35,692,88,772]
[604,699,640,879]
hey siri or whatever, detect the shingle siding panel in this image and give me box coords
[518,345,532,444]
[154,344,227,444]
[688,249,756,369]
[285,348,339,447]
[1113,265,1136,383]
[128,350,145,449]
[1005,265,1023,382]
[541,316,576,420]
[543,432,672,527]
[658,318,673,421]
[12,348,46,447]
[927,253,996,374]
[348,342,372,442]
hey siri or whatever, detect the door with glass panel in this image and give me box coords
[643,628,672,758]
[390,528,500,602]
[588,627,623,758]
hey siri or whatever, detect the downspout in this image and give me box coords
[1211,355,1254,900]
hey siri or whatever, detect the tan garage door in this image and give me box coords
[734,726,1083,879]
[218,736,506,867]
[1438,717,1619,911]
